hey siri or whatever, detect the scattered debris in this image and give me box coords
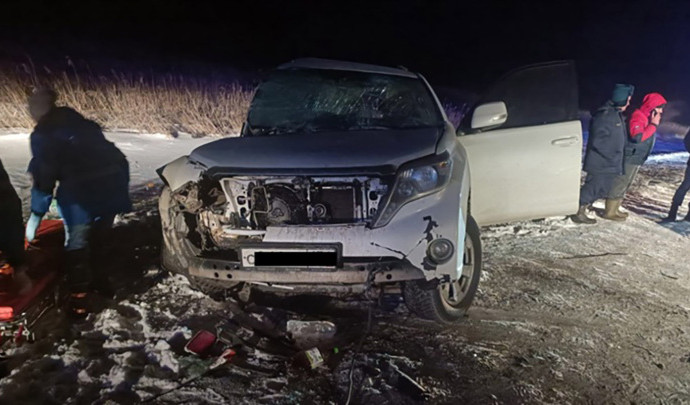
[293,347,325,370]
[286,320,336,349]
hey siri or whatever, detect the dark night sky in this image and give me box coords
[2,0,690,111]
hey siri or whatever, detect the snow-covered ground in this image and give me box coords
[1,132,690,403]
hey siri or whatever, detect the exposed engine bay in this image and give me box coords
[172,176,389,250]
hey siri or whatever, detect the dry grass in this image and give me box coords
[0,60,253,136]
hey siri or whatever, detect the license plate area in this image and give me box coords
[240,243,342,268]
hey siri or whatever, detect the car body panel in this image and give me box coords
[157,155,206,193]
[458,120,582,225]
[188,128,443,176]
[457,60,581,226]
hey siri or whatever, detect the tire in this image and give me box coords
[159,186,236,297]
[403,215,482,323]
[159,186,201,275]
[189,276,231,297]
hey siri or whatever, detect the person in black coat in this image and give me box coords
[572,83,634,224]
[664,132,690,221]
[0,157,32,293]
[25,87,131,313]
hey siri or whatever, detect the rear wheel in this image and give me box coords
[403,215,482,323]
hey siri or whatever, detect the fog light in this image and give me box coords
[427,238,454,264]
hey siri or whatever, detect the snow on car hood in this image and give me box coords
[188,127,443,175]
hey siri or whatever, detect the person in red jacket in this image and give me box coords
[607,92,667,219]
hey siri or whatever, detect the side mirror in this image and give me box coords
[471,101,508,129]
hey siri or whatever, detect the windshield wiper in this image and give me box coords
[348,125,397,130]
[248,123,325,136]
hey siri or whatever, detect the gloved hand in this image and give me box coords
[25,213,43,242]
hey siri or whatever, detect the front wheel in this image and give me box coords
[403,215,482,323]
[159,186,237,297]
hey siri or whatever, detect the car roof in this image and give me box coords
[277,58,418,78]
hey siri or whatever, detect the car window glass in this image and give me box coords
[246,69,444,135]
[459,61,578,134]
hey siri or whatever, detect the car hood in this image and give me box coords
[189,127,443,176]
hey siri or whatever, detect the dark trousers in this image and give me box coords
[671,163,690,208]
[608,162,641,200]
[579,173,617,206]
[65,216,115,292]
[0,197,26,268]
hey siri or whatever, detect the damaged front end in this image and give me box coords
[158,151,467,297]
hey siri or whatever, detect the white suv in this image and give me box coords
[157,58,582,323]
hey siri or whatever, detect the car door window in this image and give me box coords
[459,61,578,133]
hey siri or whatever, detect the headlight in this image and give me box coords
[373,152,453,228]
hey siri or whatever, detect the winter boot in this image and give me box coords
[67,292,90,319]
[570,205,596,224]
[663,203,680,222]
[684,203,690,222]
[603,199,626,221]
[91,277,115,299]
[65,249,93,315]
[612,199,629,219]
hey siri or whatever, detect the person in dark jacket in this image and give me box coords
[25,87,131,313]
[572,84,634,224]
[607,92,667,219]
[0,158,32,293]
[664,132,690,221]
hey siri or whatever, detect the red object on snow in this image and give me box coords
[0,306,13,321]
[185,330,218,357]
[0,220,65,331]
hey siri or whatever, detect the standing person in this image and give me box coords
[25,87,131,315]
[572,84,634,224]
[0,158,32,293]
[606,92,667,219]
[664,132,690,221]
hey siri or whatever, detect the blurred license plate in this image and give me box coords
[241,246,339,268]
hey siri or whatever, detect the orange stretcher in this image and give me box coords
[0,220,65,346]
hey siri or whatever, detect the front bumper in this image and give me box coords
[188,256,423,284]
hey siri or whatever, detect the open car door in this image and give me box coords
[457,61,582,226]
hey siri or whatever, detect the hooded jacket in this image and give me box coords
[583,101,627,174]
[625,92,667,165]
[28,107,132,226]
